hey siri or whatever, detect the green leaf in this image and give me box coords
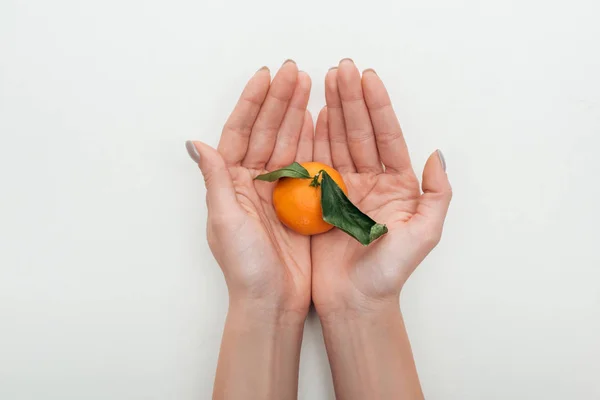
[254,162,312,182]
[320,171,388,246]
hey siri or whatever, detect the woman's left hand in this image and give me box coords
[187,60,313,320]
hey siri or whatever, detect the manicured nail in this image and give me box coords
[436,149,446,172]
[186,141,201,164]
[257,66,269,72]
[282,59,296,66]
[339,58,354,64]
[363,68,377,75]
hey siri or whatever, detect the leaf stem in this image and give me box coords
[308,170,326,188]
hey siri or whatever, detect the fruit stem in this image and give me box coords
[309,170,326,188]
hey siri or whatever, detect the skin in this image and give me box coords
[312,59,452,400]
[189,59,451,400]
[191,61,313,400]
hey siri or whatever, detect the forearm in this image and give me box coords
[319,302,424,400]
[213,300,306,400]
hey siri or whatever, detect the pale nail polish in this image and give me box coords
[186,141,201,164]
[437,149,447,172]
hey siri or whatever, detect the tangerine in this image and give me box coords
[272,162,348,235]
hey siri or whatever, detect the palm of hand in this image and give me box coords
[192,59,450,316]
[312,171,422,309]
[193,61,314,312]
[222,166,311,304]
[311,61,451,314]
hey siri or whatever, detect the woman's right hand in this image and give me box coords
[311,59,452,318]
[299,58,452,400]
[309,59,452,400]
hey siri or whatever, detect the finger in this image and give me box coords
[313,106,332,166]
[336,59,382,174]
[325,68,355,173]
[267,71,312,169]
[218,67,271,166]
[243,60,299,169]
[409,150,452,247]
[187,141,244,217]
[362,69,413,174]
[295,110,314,163]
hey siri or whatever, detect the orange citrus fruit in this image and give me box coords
[272,162,348,235]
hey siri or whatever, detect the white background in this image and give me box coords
[1,0,599,399]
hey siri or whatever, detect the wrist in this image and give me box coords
[314,288,401,323]
[215,296,306,400]
[317,299,424,400]
[316,296,401,327]
[228,296,308,329]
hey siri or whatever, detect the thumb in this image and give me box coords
[410,150,452,245]
[186,140,241,213]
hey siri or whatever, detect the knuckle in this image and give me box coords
[240,93,265,107]
[368,101,392,112]
[328,131,348,144]
[256,125,279,140]
[346,128,374,144]
[201,168,219,189]
[376,130,402,144]
[268,89,292,103]
[342,94,364,104]
[223,123,253,139]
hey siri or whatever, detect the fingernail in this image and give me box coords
[186,141,201,164]
[339,58,354,65]
[282,59,296,66]
[257,65,269,72]
[328,66,338,71]
[436,149,447,172]
[363,68,377,75]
